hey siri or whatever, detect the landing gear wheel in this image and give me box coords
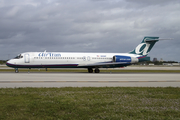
[88,68,93,73]
[15,68,19,73]
[94,68,100,73]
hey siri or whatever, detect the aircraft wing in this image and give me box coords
[78,62,130,68]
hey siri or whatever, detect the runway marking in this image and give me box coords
[10,81,22,83]
[0,81,180,83]
[33,81,44,83]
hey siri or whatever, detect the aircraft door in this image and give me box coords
[24,54,30,63]
[87,56,90,61]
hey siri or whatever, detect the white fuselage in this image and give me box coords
[6,52,140,68]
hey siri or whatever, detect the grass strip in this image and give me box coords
[0,87,179,120]
[1,69,180,73]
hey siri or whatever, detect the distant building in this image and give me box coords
[163,63,180,66]
[172,63,180,66]
[153,58,158,62]
[163,63,172,66]
[159,58,164,62]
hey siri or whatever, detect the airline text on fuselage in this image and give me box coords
[38,53,61,57]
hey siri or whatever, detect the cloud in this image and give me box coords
[0,0,179,61]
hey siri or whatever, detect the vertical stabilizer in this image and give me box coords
[129,37,159,56]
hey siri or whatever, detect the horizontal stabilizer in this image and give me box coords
[145,38,173,42]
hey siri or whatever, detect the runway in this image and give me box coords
[0,73,180,88]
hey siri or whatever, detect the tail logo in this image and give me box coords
[135,43,150,55]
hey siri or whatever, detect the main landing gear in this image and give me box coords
[88,68,93,73]
[88,68,100,73]
[94,68,100,73]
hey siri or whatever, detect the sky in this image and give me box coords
[0,0,180,61]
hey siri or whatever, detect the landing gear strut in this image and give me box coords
[28,68,31,73]
[88,68,93,73]
[15,68,19,73]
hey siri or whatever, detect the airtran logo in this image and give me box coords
[135,43,150,55]
[119,58,131,61]
[38,53,61,57]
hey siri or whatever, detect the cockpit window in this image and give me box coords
[14,54,23,59]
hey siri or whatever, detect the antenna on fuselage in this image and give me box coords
[44,50,46,53]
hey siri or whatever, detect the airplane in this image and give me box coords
[6,36,164,73]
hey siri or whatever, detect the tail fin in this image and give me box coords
[129,36,159,56]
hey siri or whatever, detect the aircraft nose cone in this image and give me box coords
[6,60,10,66]
[6,60,13,67]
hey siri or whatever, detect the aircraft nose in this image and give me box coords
[6,60,10,66]
[6,60,13,67]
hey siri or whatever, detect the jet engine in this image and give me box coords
[113,55,138,63]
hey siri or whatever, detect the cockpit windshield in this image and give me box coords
[14,54,23,59]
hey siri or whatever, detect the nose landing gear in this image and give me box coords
[15,68,19,73]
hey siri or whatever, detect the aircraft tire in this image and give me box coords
[88,68,93,73]
[94,68,100,73]
[15,69,19,73]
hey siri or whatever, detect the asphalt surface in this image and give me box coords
[0,73,180,88]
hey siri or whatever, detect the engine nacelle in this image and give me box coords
[113,55,138,63]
